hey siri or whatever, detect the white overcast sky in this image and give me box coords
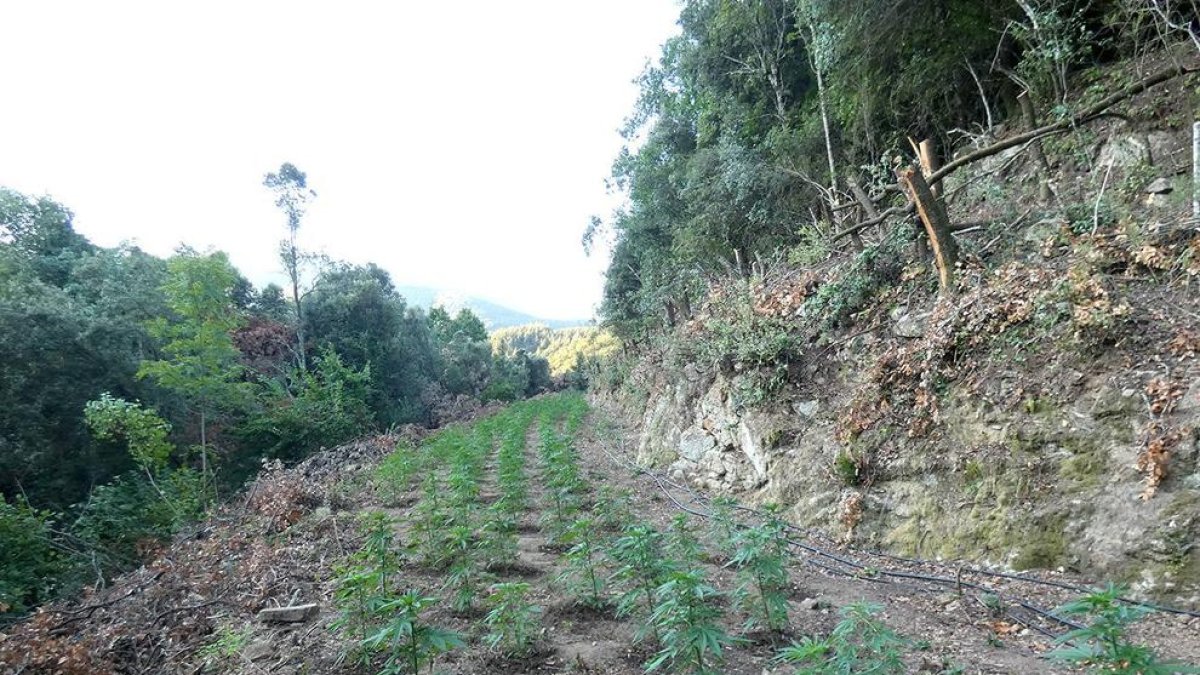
[0,1,679,320]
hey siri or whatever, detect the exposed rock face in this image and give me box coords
[621,362,1200,607]
[1097,134,1151,168]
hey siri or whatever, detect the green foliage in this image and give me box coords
[237,346,373,462]
[645,569,735,674]
[301,262,438,425]
[138,248,250,483]
[609,523,675,642]
[84,394,174,475]
[833,449,867,487]
[73,470,205,563]
[410,473,452,568]
[665,514,706,565]
[775,601,908,674]
[491,324,620,377]
[0,497,64,615]
[802,232,906,333]
[557,518,608,609]
[1048,584,1199,673]
[483,582,541,657]
[727,506,790,632]
[199,624,252,663]
[442,524,490,614]
[707,497,740,558]
[361,591,464,675]
[591,485,634,531]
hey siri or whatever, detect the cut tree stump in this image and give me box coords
[898,165,958,293]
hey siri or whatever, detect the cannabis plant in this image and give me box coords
[1048,584,1199,674]
[609,523,675,642]
[775,601,907,674]
[557,517,607,609]
[645,569,735,674]
[727,507,790,633]
[483,582,542,657]
[360,591,463,675]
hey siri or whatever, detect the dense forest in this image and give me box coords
[490,324,621,377]
[0,168,561,615]
[594,0,1199,340]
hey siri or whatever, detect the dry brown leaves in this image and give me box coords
[0,436,399,674]
[246,459,313,532]
[1136,423,1183,500]
[1167,329,1200,358]
[839,491,865,540]
[837,262,1058,441]
[751,271,820,319]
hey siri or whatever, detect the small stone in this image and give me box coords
[257,603,319,624]
[793,400,820,418]
[799,597,820,611]
[244,639,273,661]
[890,307,929,339]
[1144,177,1173,194]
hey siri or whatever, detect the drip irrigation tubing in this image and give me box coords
[592,425,1200,643]
[639,445,1200,621]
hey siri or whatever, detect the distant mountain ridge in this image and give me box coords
[394,284,588,331]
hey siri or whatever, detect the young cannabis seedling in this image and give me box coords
[557,517,607,609]
[707,496,740,559]
[609,522,675,642]
[478,505,519,570]
[410,473,451,568]
[483,582,542,658]
[591,484,634,531]
[360,591,463,675]
[727,507,790,633]
[442,524,490,614]
[666,513,706,565]
[358,511,401,592]
[645,569,735,674]
[775,601,907,674]
[1048,584,1199,674]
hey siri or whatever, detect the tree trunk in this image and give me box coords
[846,178,876,251]
[1193,121,1199,219]
[898,165,958,293]
[199,408,210,499]
[1018,91,1054,201]
[816,63,837,194]
[286,239,307,372]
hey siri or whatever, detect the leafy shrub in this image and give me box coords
[0,497,64,615]
[803,231,905,333]
[235,346,373,463]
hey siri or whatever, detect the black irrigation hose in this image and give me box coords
[600,437,1103,637]
[644,451,1200,621]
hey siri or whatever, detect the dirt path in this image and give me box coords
[575,401,1200,674]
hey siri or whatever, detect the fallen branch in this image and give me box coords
[928,61,1198,187]
[831,60,1198,241]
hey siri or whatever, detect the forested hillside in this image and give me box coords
[591,0,1200,609]
[0,168,554,617]
[490,324,620,377]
